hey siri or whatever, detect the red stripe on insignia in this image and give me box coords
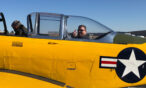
[101,61,117,64]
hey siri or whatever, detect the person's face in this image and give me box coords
[13,25,19,30]
[78,26,87,37]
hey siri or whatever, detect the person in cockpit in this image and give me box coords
[11,20,28,37]
[72,25,88,39]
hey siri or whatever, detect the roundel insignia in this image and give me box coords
[100,47,146,83]
[116,47,146,83]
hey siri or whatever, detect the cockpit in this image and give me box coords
[27,12,115,43]
[1,12,146,44]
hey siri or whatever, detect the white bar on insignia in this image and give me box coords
[101,64,117,67]
[101,58,117,62]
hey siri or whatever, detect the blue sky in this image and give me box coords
[0,0,146,32]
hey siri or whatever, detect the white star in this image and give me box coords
[119,50,146,79]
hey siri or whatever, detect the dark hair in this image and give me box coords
[78,25,86,31]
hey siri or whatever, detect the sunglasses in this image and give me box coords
[78,29,86,32]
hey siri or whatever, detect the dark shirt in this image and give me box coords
[76,35,89,39]
[71,34,89,39]
[15,25,28,37]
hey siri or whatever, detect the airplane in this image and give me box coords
[0,12,146,88]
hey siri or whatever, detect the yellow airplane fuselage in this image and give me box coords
[0,35,146,88]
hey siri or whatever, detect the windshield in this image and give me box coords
[66,16,113,40]
[0,13,7,34]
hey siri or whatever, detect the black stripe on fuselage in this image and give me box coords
[0,69,65,87]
